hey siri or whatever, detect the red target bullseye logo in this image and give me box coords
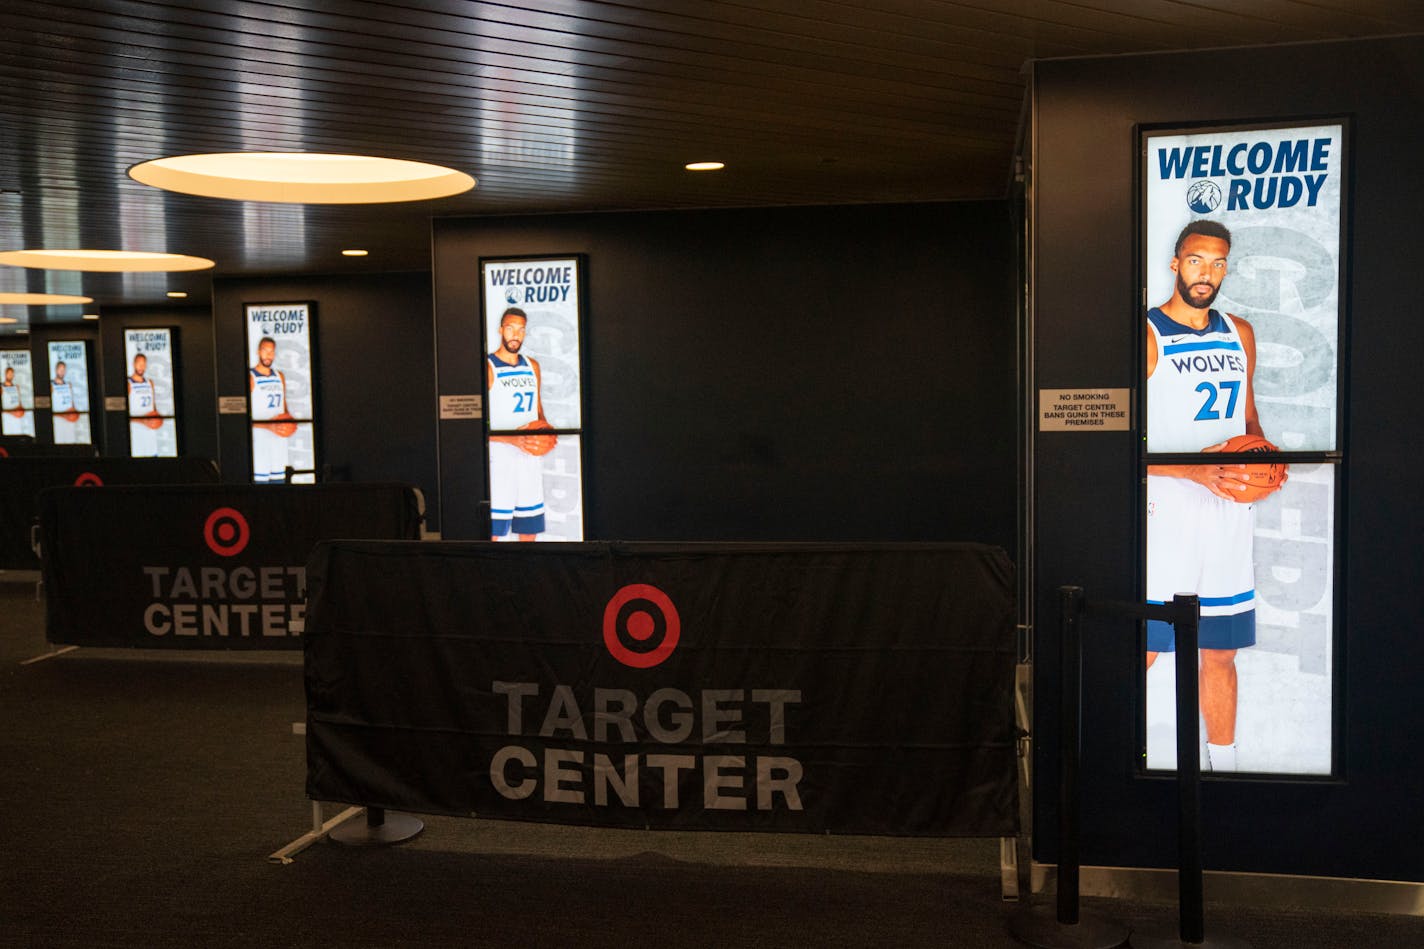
[602,583,680,669]
[73,472,103,486]
[204,507,251,557]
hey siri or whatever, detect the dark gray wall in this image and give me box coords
[1032,37,1424,880]
[211,272,439,526]
[433,201,1017,548]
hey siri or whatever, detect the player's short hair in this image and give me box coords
[500,307,528,324]
[1175,220,1232,256]
[258,336,276,349]
[55,361,65,370]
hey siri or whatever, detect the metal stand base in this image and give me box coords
[328,807,424,847]
[1130,931,1251,949]
[1010,907,1130,948]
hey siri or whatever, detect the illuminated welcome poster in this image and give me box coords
[480,256,584,542]
[1141,122,1344,776]
[124,328,179,457]
[46,340,92,445]
[1,349,36,437]
[245,302,317,484]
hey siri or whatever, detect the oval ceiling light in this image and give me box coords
[0,292,93,305]
[166,291,188,299]
[0,249,214,272]
[685,161,726,171]
[129,152,476,204]
[341,249,369,257]
[82,313,100,320]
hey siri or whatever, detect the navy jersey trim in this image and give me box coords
[1147,306,1231,338]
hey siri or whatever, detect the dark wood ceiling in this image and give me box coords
[3,0,1422,325]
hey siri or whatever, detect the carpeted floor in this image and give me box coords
[1,577,1420,948]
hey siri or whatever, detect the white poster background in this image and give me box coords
[46,341,92,445]
[245,303,315,482]
[124,329,178,456]
[1143,123,1341,776]
[1,349,36,437]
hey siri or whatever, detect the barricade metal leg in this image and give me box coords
[20,645,79,666]
[268,802,365,865]
[1002,836,1021,901]
[1010,587,1129,948]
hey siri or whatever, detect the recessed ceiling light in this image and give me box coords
[166,291,188,299]
[341,249,369,257]
[685,161,726,171]
[129,153,476,204]
[0,249,214,272]
[0,292,92,305]
[82,313,100,320]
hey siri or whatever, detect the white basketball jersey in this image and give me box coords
[250,369,285,420]
[52,381,74,413]
[488,354,538,430]
[128,377,154,415]
[1147,307,1249,452]
[1,383,18,411]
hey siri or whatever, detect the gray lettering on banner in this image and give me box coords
[701,689,746,743]
[703,755,747,810]
[543,748,584,804]
[646,688,694,743]
[645,754,696,808]
[592,753,638,807]
[490,746,536,799]
[540,685,587,739]
[487,681,806,812]
[593,689,637,743]
[493,681,539,734]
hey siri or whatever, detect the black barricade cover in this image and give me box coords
[41,483,421,649]
[0,439,97,458]
[305,541,1017,836]
[1,456,219,569]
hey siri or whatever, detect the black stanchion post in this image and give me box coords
[1172,593,1205,945]
[1132,594,1249,949]
[1058,585,1084,926]
[1010,586,1127,949]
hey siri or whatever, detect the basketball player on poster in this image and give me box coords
[127,353,164,456]
[486,306,556,541]
[1146,220,1286,772]
[51,360,81,443]
[2,365,26,436]
[250,336,297,483]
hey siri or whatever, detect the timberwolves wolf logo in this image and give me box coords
[1187,180,1223,214]
[505,286,521,306]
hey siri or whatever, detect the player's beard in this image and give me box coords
[504,338,523,353]
[1177,274,1220,309]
